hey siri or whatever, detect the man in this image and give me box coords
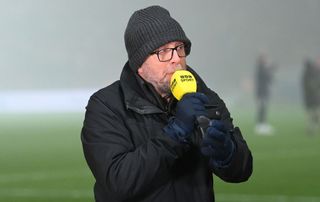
[302,57,320,135]
[254,53,276,135]
[81,5,252,202]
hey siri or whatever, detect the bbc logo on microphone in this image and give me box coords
[180,75,194,82]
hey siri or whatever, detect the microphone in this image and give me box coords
[170,70,197,100]
[170,70,210,137]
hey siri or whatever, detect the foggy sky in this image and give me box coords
[1,0,320,105]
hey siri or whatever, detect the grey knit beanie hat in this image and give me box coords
[124,5,191,71]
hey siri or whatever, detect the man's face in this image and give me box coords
[137,41,187,97]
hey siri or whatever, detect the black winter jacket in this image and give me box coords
[81,63,253,202]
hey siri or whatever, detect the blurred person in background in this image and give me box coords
[302,57,320,135]
[81,5,252,202]
[254,53,277,135]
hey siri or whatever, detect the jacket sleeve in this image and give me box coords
[213,126,253,182]
[81,95,189,200]
[198,85,252,182]
[210,96,253,183]
[188,67,253,182]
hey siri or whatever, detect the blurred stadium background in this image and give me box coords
[1,0,320,201]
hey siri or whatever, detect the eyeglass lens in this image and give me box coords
[157,44,186,62]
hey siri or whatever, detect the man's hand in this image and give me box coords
[201,120,235,167]
[163,93,208,143]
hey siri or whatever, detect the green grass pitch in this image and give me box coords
[1,105,319,202]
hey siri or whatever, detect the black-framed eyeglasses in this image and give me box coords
[150,44,188,62]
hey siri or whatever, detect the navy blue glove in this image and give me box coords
[163,93,209,143]
[201,120,235,168]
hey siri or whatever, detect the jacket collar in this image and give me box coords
[120,62,165,114]
[119,62,206,115]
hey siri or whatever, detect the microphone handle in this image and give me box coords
[197,115,210,128]
[196,115,211,139]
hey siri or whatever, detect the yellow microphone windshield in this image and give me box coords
[170,70,197,100]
